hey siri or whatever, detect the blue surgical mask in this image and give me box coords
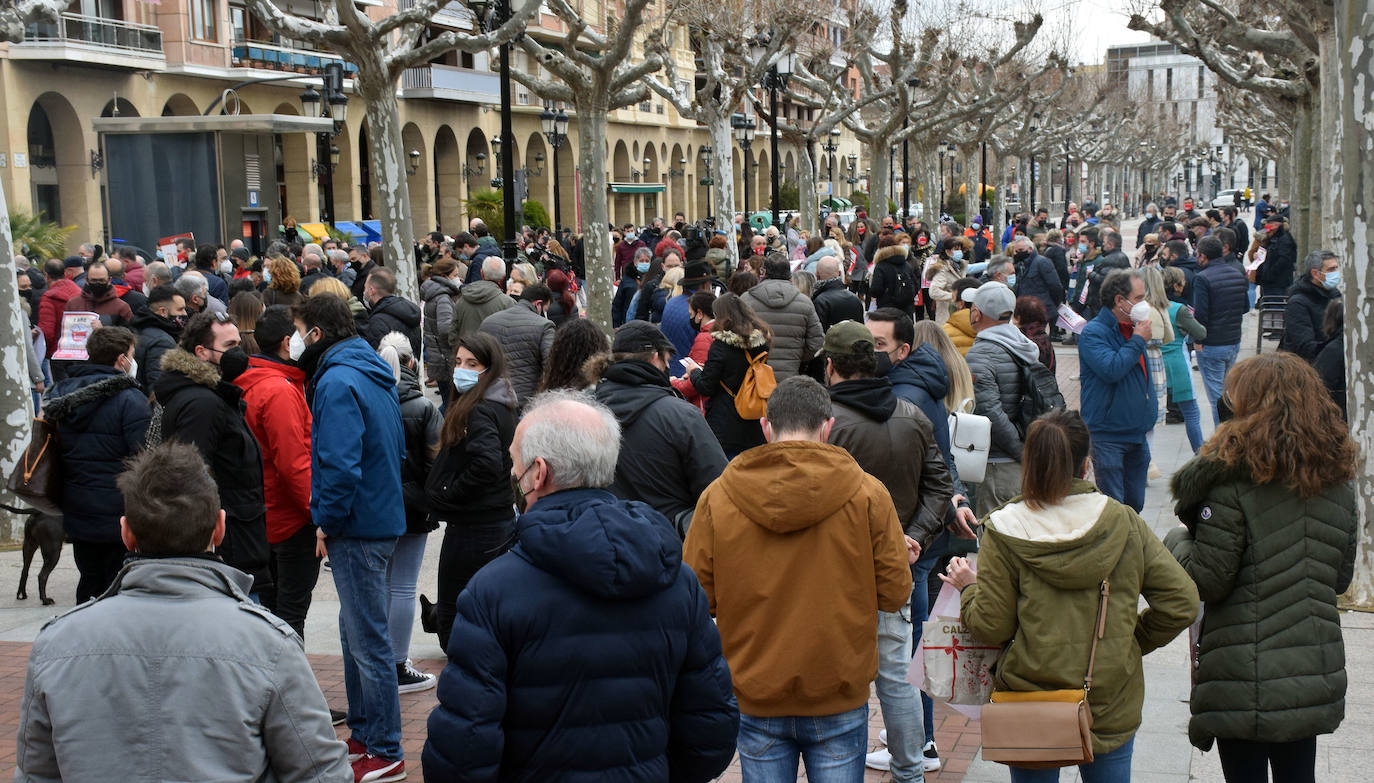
[1006,273,1017,288]
[1077,243,1089,254]
[452,367,483,393]
[951,250,964,262]
[635,261,651,274]
[1324,270,1341,290]
[263,268,273,284]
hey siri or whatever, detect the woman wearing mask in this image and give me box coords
[612,251,647,328]
[261,255,304,308]
[927,237,970,326]
[421,258,461,402]
[943,410,1197,782]
[376,332,442,693]
[684,292,771,459]
[423,332,519,653]
[1167,353,1357,782]
[1013,296,1055,371]
[670,290,716,410]
[629,254,664,323]
[1160,267,1206,452]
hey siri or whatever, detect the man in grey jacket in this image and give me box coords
[478,282,556,407]
[963,282,1041,517]
[16,442,349,783]
[742,253,824,381]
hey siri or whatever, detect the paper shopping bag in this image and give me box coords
[910,583,999,709]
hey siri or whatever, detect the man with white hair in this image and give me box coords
[175,270,227,316]
[1009,234,1063,316]
[450,255,514,341]
[144,261,173,293]
[424,391,738,783]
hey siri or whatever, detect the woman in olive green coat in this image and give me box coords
[943,410,1197,781]
[1167,352,1357,782]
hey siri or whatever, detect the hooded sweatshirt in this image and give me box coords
[450,279,515,342]
[965,323,1042,460]
[684,440,912,717]
[961,481,1197,754]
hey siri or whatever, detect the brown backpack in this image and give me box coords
[722,350,777,420]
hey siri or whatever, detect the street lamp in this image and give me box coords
[470,0,517,264]
[1029,112,1040,213]
[822,128,840,212]
[699,145,715,220]
[902,77,919,220]
[733,112,756,216]
[846,152,858,186]
[300,61,349,225]
[462,151,486,178]
[755,32,793,227]
[540,104,570,231]
[490,134,503,189]
[406,149,420,176]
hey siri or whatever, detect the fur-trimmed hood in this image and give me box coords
[874,244,910,265]
[710,329,768,349]
[159,348,221,389]
[1169,454,1246,530]
[45,371,139,422]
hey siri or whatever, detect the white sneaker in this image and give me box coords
[923,740,942,772]
[396,660,436,694]
[864,748,891,771]
[879,729,888,745]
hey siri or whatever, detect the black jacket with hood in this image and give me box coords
[690,329,769,456]
[593,359,728,525]
[425,378,520,524]
[362,295,423,358]
[396,362,443,535]
[130,309,181,393]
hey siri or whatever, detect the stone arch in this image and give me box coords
[755,149,770,214]
[358,121,375,220]
[612,139,632,225]
[28,93,90,247]
[463,128,490,226]
[669,143,686,221]
[524,132,550,228]
[434,125,462,234]
[100,97,139,118]
[641,143,660,222]
[551,135,575,231]
[331,121,355,220]
[161,93,199,116]
[401,122,431,235]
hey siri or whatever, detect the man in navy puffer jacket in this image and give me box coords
[1191,236,1250,426]
[423,391,738,783]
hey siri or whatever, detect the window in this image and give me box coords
[460,51,474,69]
[1197,67,1204,96]
[1166,67,1173,93]
[230,5,245,42]
[191,0,218,41]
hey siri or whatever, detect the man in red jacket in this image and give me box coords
[231,305,316,639]
[37,258,82,358]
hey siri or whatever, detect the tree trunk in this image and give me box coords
[1335,0,1374,607]
[0,181,35,541]
[708,112,735,223]
[355,60,418,303]
[867,136,890,222]
[798,142,819,233]
[1289,96,1318,259]
[575,92,614,332]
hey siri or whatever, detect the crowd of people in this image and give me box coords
[10,193,1358,783]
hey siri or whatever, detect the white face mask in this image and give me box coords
[288,330,307,361]
[1129,300,1152,324]
[218,260,233,276]
[124,355,138,379]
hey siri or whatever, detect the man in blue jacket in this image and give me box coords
[1191,236,1250,426]
[1077,270,1155,512]
[291,295,407,783]
[423,391,738,783]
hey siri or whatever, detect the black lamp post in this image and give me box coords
[751,34,793,228]
[1028,111,1040,213]
[299,61,349,226]
[846,152,858,187]
[733,112,756,217]
[822,128,840,211]
[700,145,714,221]
[540,104,569,232]
[471,0,517,264]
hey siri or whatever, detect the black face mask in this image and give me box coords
[218,346,251,383]
[1013,250,1031,263]
[874,351,894,376]
[84,282,111,298]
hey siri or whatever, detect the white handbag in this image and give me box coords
[948,399,991,484]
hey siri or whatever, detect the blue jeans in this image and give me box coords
[738,705,868,783]
[1091,439,1150,512]
[910,533,949,747]
[1195,343,1239,427]
[387,533,428,664]
[330,536,403,760]
[876,607,924,782]
[1009,735,1134,783]
[1178,398,1203,453]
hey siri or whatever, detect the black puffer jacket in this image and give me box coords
[593,359,728,523]
[425,379,519,524]
[1193,261,1250,347]
[690,329,769,456]
[1256,228,1297,292]
[812,277,865,332]
[1015,250,1065,315]
[154,349,269,589]
[1282,277,1340,361]
[362,295,423,358]
[396,362,442,535]
[130,310,180,393]
[741,279,823,382]
[1086,248,1130,312]
[46,366,150,543]
[477,301,555,406]
[868,245,917,316]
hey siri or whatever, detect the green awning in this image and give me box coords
[609,183,666,194]
[821,197,852,209]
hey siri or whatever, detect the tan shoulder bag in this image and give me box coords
[979,578,1110,769]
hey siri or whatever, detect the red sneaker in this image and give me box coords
[345,737,366,763]
[352,754,405,783]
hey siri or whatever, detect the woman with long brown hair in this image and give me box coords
[422,332,519,652]
[262,255,303,308]
[1166,353,1357,782]
[944,410,1196,782]
[684,292,771,458]
[539,317,610,392]
[227,291,264,355]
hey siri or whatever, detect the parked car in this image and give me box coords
[1211,189,1240,208]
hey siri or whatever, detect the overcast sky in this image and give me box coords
[1068,0,1155,64]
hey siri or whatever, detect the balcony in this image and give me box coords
[401,64,500,104]
[231,40,356,76]
[398,0,475,30]
[15,13,165,70]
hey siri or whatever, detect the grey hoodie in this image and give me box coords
[965,322,1041,460]
[451,279,516,343]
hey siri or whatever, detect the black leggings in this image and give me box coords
[1217,737,1316,783]
[435,518,516,654]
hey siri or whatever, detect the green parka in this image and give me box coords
[960,481,1198,754]
[1166,457,1357,750]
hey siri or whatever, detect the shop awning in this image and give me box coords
[360,221,383,242]
[820,197,852,210]
[299,222,331,241]
[608,183,666,194]
[334,221,367,241]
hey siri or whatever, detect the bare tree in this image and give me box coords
[243,0,538,301]
[507,0,663,331]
